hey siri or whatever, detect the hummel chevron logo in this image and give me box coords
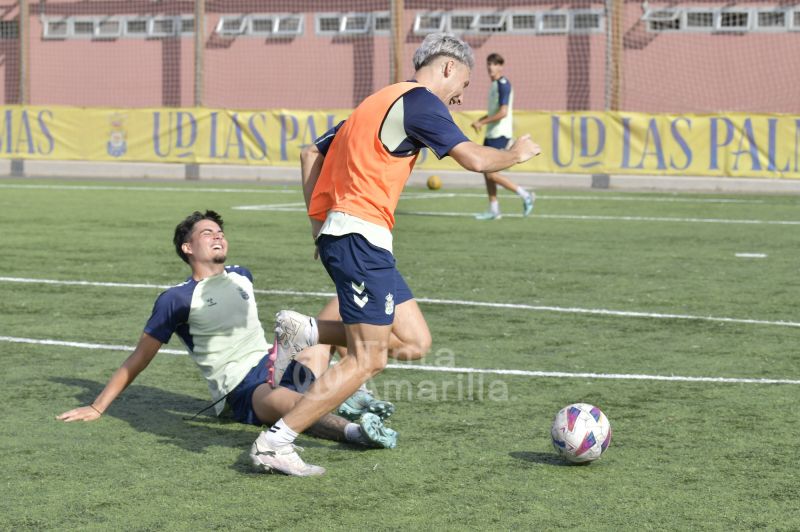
[353,294,369,308]
[351,281,366,294]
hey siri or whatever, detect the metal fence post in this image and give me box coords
[391,0,404,84]
[187,0,204,180]
[14,0,29,177]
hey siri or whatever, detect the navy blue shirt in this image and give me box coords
[142,265,270,412]
[315,86,468,160]
[496,76,512,107]
[144,265,255,351]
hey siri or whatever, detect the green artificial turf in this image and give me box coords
[1,178,798,530]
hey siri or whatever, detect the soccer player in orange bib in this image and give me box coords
[250,33,541,476]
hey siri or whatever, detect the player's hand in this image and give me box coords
[57,405,102,422]
[470,120,482,133]
[510,134,542,163]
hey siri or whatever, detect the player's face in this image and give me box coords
[487,62,503,81]
[186,219,227,265]
[442,60,471,106]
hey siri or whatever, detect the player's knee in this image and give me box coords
[411,334,432,360]
[367,356,388,377]
[392,335,431,360]
[294,344,333,375]
[316,297,341,321]
[355,351,388,378]
[418,334,432,358]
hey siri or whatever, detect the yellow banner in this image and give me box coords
[1,105,798,178]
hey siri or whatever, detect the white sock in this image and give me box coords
[309,317,319,345]
[516,186,530,199]
[265,418,298,447]
[490,200,500,215]
[344,423,363,442]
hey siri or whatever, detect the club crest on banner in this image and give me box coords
[107,113,128,157]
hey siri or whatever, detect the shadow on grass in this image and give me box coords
[53,377,373,471]
[53,377,262,454]
[509,451,576,466]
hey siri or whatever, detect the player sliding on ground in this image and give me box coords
[250,32,541,476]
[57,210,397,455]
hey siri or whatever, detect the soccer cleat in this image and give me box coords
[268,338,291,387]
[272,310,317,385]
[250,433,325,476]
[522,193,535,217]
[337,388,395,421]
[356,412,398,449]
[475,211,502,221]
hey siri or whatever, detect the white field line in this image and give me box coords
[2,335,798,385]
[1,276,799,329]
[0,184,296,194]
[397,210,800,225]
[535,214,800,225]
[233,205,305,211]
[234,202,306,210]
[0,335,186,355]
[399,192,764,204]
[232,204,800,225]
[1,183,764,204]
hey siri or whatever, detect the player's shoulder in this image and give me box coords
[314,120,345,155]
[404,86,442,103]
[402,86,448,113]
[225,264,254,282]
[160,276,195,295]
[498,76,510,85]
[153,276,196,309]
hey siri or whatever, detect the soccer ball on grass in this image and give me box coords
[426,175,442,190]
[551,403,611,463]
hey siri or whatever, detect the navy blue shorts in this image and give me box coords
[317,233,413,325]
[484,136,511,150]
[227,352,271,426]
[227,355,318,426]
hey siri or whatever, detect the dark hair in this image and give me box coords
[173,210,224,264]
[486,53,505,65]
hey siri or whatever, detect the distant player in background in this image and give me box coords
[470,53,535,220]
[252,33,541,476]
[57,210,397,459]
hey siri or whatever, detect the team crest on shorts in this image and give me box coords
[384,293,394,315]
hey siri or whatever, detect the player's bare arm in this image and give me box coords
[470,104,509,133]
[300,143,325,240]
[449,134,540,173]
[56,332,162,422]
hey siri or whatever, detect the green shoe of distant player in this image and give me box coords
[337,389,395,421]
[522,193,535,217]
[357,413,398,449]
[475,211,502,221]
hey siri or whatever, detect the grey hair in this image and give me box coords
[412,33,475,71]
